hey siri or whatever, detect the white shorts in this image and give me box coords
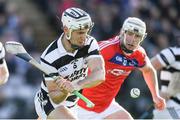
[75,99,125,119]
[34,89,77,119]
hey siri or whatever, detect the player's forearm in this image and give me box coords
[0,60,9,85]
[77,68,105,89]
[143,67,160,98]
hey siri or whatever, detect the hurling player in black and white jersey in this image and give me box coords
[151,38,180,119]
[34,7,105,119]
[0,42,9,85]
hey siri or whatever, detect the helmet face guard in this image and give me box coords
[120,17,147,53]
[122,17,147,40]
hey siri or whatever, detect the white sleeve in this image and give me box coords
[156,48,175,67]
[0,42,5,60]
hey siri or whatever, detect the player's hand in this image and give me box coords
[55,77,74,93]
[55,76,67,89]
[153,96,166,110]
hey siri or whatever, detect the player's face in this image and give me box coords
[70,28,89,48]
[123,31,143,51]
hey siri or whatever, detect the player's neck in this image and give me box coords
[62,35,76,53]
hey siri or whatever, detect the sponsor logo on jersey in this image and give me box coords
[107,69,130,76]
[65,67,88,81]
[59,67,68,72]
[109,54,139,67]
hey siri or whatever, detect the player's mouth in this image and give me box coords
[127,44,135,49]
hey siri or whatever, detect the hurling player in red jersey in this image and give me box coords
[76,17,166,119]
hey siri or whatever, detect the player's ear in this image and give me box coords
[63,26,71,38]
[63,26,68,33]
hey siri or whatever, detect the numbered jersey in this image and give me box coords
[78,36,146,112]
[40,34,101,101]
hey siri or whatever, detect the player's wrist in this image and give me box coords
[72,81,82,91]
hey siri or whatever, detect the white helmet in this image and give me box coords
[61,7,93,39]
[122,17,147,39]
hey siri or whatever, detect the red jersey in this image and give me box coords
[78,36,146,113]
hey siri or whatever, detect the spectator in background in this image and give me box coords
[0,42,9,85]
[76,17,166,119]
[151,37,180,119]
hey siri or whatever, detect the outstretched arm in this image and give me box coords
[139,56,166,110]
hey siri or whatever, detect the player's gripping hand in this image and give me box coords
[153,96,166,110]
[55,77,81,93]
[0,42,5,60]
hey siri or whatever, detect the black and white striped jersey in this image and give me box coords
[156,47,180,96]
[40,34,101,92]
[0,42,5,60]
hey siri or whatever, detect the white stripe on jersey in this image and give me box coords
[157,47,180,70]
[160,71,173,80]
[158,47,180,96]
[99,36,119,50]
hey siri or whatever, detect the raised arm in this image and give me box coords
[139,56,166,110]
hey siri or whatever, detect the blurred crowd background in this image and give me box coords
[0,0,179,118]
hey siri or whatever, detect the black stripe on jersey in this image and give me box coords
[0,59,3,64]
[40,58,59,76]
[40,88,54,115]
[169,47,180,61]
[44,73,59,78]
[52,55,74,69]
[45,40,58,56]
[75,45,90,58]
[161,80,169,86]
[66,95,77,102]
[162,67,180,72]
[176,55,180,61]
[51,47,90,69]
[160,53,169,66]
[88,49,99,56]
[41,58,53,66]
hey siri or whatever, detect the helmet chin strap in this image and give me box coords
[66,37,82,50]
[65,30,82,50]
[121,43,133,54]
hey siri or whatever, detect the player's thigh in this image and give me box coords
[104,109,133,119]
[47,105,76,119]
[104,101,133,119]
